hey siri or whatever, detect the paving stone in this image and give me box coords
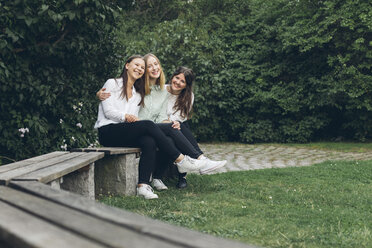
[199,143,372,174]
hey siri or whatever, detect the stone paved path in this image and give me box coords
[199,143,372,174]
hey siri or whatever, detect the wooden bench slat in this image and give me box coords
[14,152,104,183]
[0,186,186,248]
[72,147,140,155]
[0,152,83,185]
[0,151,68,174]
[0,200,106,248]
[10,181,257,248]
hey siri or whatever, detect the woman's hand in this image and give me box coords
[172,121,181,130]
[125,114,138,123]
[97,88,111,101]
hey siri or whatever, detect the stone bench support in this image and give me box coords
[72,147,141,197]
[60,163,95,200]
[95,154,137,197]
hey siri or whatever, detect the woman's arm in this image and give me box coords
[97,88,111,101]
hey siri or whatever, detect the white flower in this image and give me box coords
[18,127,29,136]
[71,136,76,141]
[73,105,77,110]
[76,123,82,128]
[60,144,67,151]
[241,206,247,208]
[78,102,83,107]
[269,196,272,199]
[59,119,63,124]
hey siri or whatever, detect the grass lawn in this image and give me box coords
[100,160,372,248]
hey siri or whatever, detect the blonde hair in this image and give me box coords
[143,53,165,95]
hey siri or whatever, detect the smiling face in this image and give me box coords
[170,73,187,94]
[146,56,161,80]
[126,58,145,80]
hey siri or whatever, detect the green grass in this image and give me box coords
[100,160,372,248]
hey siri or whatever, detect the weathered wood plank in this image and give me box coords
[72,147,140,155]
[10,181,258,248]
[14,152,104,183]
[0,152,68,174]
[0,152,83,185]
[0,186,186,248]
[0,200,106,248]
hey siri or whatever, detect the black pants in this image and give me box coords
[157,123,202,159]
[98,120,181,184]
[179,121,203,156]
[153,121,204,179]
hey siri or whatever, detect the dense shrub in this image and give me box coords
[116,0,372,143]
[0,0,120,162]
[1,0,371,163]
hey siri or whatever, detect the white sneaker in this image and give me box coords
[176,155,207,173]
[137,184,158,199]
[199,157,227,175]
[152,179,168,190]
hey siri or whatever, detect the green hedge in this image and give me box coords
[117,0,372,143]
[1,0,371,163]
[0,0,120,162]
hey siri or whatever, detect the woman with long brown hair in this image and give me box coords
[158,66,226,188]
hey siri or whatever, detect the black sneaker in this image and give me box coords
[177,177,187,189]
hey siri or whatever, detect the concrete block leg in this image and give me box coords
[48,178,61,190]
[95,154,138,197]
[61,163,95,200]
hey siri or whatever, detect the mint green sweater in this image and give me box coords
[138,85,169,123]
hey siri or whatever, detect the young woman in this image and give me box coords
[94,55,209,200]
[97,54,226,189]
[161,66,227,188]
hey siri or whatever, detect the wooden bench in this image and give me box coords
[0,180,257,248]
[72,147,141,197]
[0,151,104,199]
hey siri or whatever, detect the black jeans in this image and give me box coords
[179,121,203,156]
[153,121,204,179]
[98,120,181,184]
[156,123,202,159]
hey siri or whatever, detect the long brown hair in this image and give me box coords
[169,66,195,119]
[143,53,166,95]
[116,55,145,106]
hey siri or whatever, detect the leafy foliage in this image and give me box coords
[117,0,372,143]
[0,0,120,162]
[1,0,371,163]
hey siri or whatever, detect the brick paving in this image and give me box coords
[199,143,372,174]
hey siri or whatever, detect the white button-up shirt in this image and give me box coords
[94,78,141,129]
